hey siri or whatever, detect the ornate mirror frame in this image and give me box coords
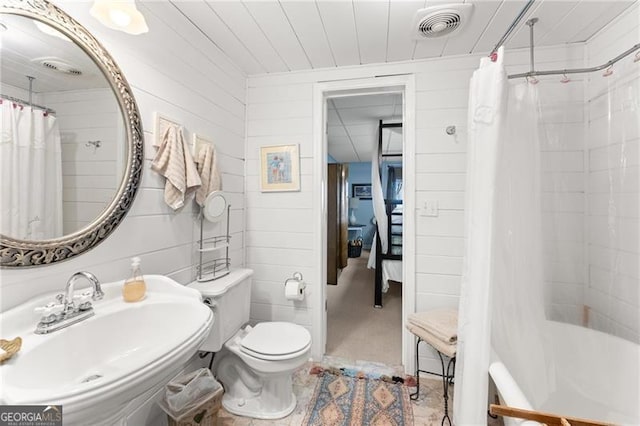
[0,0,143,267]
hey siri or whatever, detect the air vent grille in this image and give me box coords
[39,58,82,76]
[418,11,461,38]
[412,4,473,40]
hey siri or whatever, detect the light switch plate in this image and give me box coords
[422,200,439,217]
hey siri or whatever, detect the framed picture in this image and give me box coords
[260,144,300,192]
[352,183,372,200]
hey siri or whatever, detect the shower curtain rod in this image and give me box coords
[508,43,640,80]
[0,93,56,115]
[492,2,640,80]
[489,0,536,57]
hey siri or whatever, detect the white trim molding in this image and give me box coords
[311,75,417,374]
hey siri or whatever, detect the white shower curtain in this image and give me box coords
[454,47,553,424]
[490,81,552,410]
[0,100,63,240]
[453,47,508,425]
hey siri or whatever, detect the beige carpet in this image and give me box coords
[326,250,403,365]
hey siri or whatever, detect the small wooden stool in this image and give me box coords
[406,310,458,426]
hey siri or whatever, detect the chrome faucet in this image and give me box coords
[35,271,104,334]
[62,271,104,312]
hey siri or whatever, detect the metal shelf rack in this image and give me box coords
[196,205,231,282]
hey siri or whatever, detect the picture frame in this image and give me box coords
[352,183,372,200]
[260,144,300,192]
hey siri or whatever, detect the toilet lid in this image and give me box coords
[241,322,311,357]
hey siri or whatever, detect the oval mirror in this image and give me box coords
[202,191,227,223]
[0,1,143,267]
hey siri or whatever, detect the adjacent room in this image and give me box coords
[325,92,404,366]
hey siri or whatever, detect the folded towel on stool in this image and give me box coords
[407,309,458,344]
[406,323,457,358]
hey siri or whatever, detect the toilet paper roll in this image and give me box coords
[285,279,305,301]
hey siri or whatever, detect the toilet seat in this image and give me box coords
[240,322,311,361]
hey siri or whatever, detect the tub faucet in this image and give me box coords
[34,271,104,334]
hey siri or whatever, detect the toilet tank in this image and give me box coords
[189,268,253,352]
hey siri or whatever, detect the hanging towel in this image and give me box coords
[195,143,222,207]
[151,125,201,210]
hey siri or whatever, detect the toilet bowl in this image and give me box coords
[188,269,312,419]
[215,322,311,419]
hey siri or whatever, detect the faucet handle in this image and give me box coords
[73,291,93,311]
[55,293,74,311]
[35,302,64,324]
[92,287,105,301]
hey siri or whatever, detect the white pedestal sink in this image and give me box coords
[0,275,213,425]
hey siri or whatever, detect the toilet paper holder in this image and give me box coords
[284,272,306,292]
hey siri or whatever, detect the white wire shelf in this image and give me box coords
[197,242,229,253]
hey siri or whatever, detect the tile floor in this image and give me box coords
[214,356,456,426]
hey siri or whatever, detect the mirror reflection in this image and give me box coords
[0,14,125,241]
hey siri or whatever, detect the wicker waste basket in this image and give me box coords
[348,239,363,258]
[159,368,223,426]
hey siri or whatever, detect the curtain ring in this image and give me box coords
[634,51,640,63]
[526,76,539,85]
[603,66,614,77]
[560,73,570,84]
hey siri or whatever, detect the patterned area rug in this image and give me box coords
[303,369,414,425]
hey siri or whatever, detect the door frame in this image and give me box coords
[311,75,417,373]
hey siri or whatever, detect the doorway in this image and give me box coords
[311,75,416,373]
[325,93,403,365]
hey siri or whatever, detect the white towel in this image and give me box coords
[195,143,222,207]
[406,323,457,358]
[151,125,201,210]
[407,309,458,344]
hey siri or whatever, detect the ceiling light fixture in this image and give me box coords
[90,0,148,35]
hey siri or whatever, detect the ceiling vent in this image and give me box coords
[413,4,473,39]
[35,57,82,76]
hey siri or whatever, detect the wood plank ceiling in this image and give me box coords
[164,0,638,76]
[160,0,637,164]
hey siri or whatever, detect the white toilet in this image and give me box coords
[189,268,311,419]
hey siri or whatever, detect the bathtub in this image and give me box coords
[489,320,640,425]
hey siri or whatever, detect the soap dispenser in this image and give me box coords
[123,256,146,302]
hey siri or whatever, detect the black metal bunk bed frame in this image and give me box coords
[374,120,402,308]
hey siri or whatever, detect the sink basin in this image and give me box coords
[0,275,213,425]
